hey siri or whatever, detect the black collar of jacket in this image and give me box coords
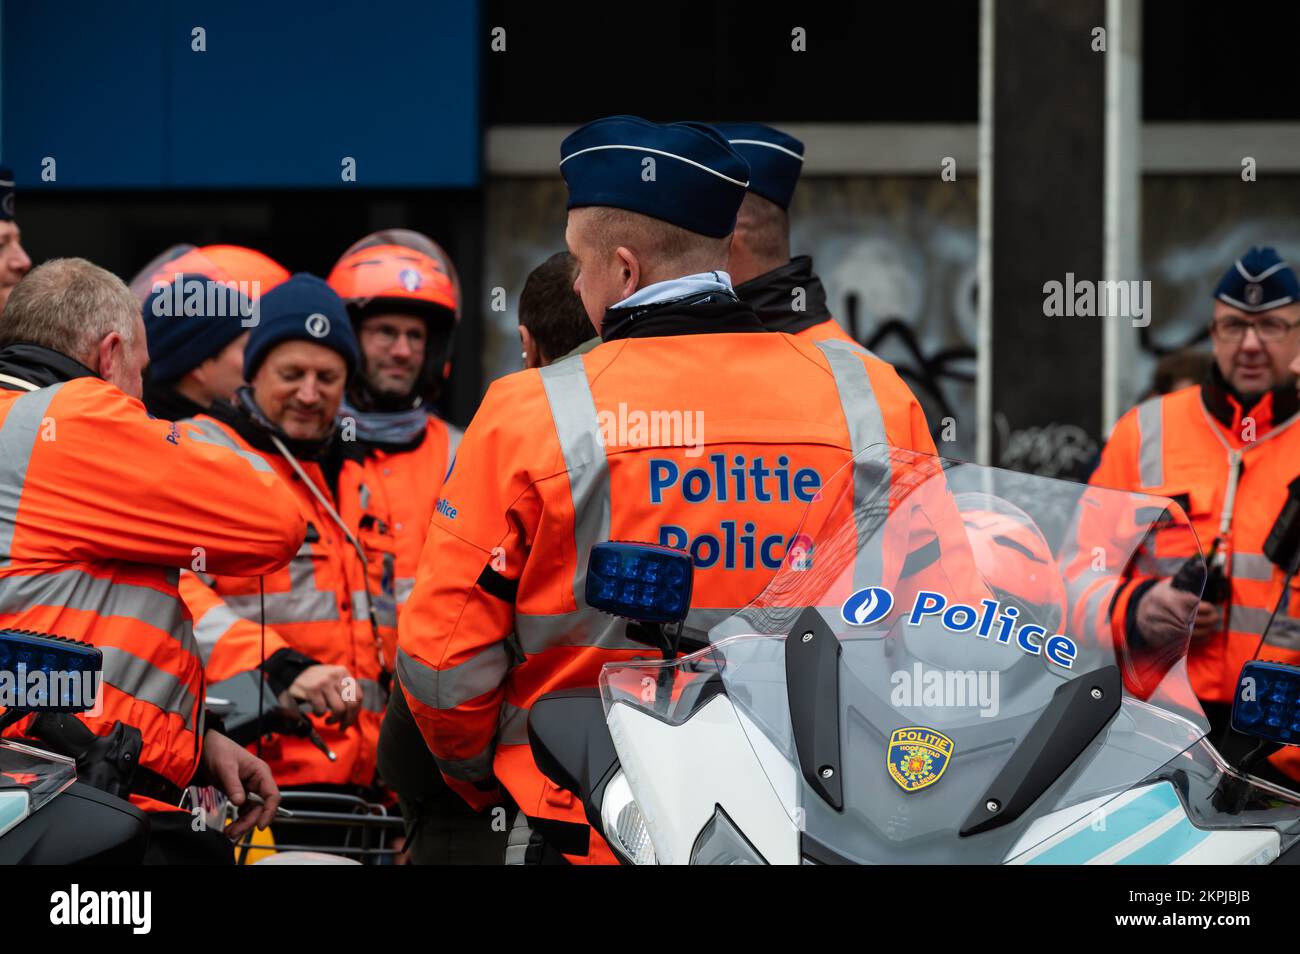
[142,373,208,422]
[599,289,765,342]
[1200,362,1300,432]
[206,387,336,462]
[734,256,833,336]
[0,342,98,390]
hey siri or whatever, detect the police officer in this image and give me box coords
[325,231,484,863]
[326,230,464,643]
[0,258,298,862]
[0,169,33,312]
[396,115,937,863]
[714,123,857,345]
[177,275,385,821]
[1070,247,1300,786]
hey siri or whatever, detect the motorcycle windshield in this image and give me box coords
[607,446,1218,863]
[0,739,76,835]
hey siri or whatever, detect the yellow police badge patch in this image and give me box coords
[887,727,954,792]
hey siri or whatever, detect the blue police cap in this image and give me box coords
[0,168,14,222]
[1214,246,1300,313]
[560,115,750,238]
[713,122,805,210]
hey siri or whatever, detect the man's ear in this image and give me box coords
[614,246,640,299]
[92,331,122,379]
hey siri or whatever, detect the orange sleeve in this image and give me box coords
[21,379,304,575]
[1062,411,1151,652]
[179,570,293,682]
[396,373,553,810]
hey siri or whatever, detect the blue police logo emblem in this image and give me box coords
[398,268,423,292]
[1246,282,1264,307]
[841,586,893,626]
[887,727,954,793]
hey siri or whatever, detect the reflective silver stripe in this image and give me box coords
[181,416,273,473]
[499,701,529,746]
[0,570,196,654]
[222,589,338,624]
[357,677,388,713]
[516,606,734,655]
[395,577,417,605]
[815,340,890,591]
[1135,397,1164,488]
[396,644,510,710]
[1229,605,1300,648]
[222,542,339,623]
[0,383,64,568]
[1233,552,1277,582]
[531,358,619,654]
[516,611,644,655]
[435,746,494,782]
[191,596,246,664]
[353,589,396,629]
[100,645,197,730]
[539,359,609,607]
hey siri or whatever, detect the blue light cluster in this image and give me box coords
[1233,661,1300,743]
[0,630,101,712]
[585,542,694,624]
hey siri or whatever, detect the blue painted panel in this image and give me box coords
[2,0,480,188]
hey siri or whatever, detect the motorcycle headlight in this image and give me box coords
[600,771,656,865]
[690,807,767,865]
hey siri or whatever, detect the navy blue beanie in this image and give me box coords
[560,115,750,238]
[243,273,359,382]
[713,123,806,210]
[143,272,253,383]
[1214,246,1300,313]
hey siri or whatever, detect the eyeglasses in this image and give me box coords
[361,325,426,348]
[1210,315,1300,343]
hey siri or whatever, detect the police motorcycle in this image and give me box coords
[528,446,1300,864]
[0,630,149,863]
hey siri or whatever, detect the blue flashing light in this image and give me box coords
[0,629,102,714]
[585,542,694,624]
[1233,661,1300,745]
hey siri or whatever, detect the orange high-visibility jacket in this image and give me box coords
[179,413,388,789]
[0,374,304,812]
[1070,382,1300,778]
[397,330,936,849]
[338,415,462,663]
[1076,383,1300,701]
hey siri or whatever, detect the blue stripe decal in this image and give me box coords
[1026,785,1182,865]
[1117,817,1212,865]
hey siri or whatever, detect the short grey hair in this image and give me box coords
[0,257,140,363]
